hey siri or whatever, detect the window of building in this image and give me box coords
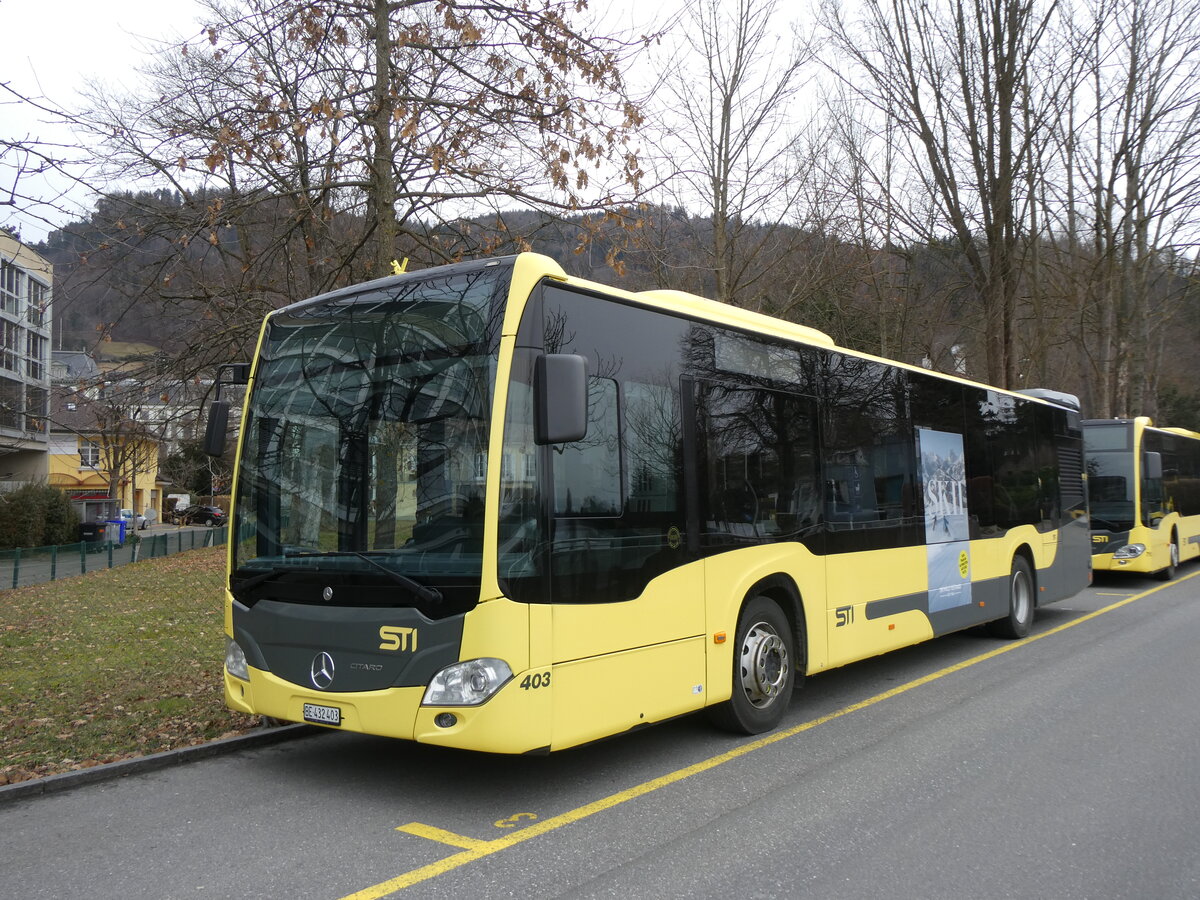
[0,379,20,429]
[26,332,46,380]
[0,260,19,314]
[79,439,101,468]
[1,320,17,371]
[27,280,46,326]
[24,386,46,433]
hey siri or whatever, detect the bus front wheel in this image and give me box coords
[709,594,794,734]
[988,556,1034,639]
[1158,536,1179,581]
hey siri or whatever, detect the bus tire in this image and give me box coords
[988,555,1034,639]
[708,594,794,734]
[1158,535,1179,581]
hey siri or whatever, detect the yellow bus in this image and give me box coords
[213,253,1090,753]
[1084,417,1200,579]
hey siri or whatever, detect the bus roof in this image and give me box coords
[635,288,835,348]
[547,255,1072,410]
[264,251,1078,414]
[1160,426,1200,440]
[1083,418,1200,441]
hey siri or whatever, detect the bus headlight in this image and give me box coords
[422,658,512,706]
[1113,544,1145,559]
[225,638,249,681]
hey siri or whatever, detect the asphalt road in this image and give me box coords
[3,568,1199,899]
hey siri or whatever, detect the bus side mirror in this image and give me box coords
[203,400,231,457]
[203,362,250,458]
[1144,451,1163,480]
[534,354,588,445]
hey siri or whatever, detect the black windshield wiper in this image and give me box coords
[233,564,319,599]
[285,551,443,606]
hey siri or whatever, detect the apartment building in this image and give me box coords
[0,231,52,486]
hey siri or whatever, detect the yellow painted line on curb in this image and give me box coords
[342,572,1197,899]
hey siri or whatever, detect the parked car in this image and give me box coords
[177,505,226,526]
[120,508,148,530]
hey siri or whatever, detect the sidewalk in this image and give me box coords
[1,523,229,590]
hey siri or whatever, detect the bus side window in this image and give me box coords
[699,383,818,547]
[552,376,621,516]
[822,355,917,550]
[1142,438,1167,525]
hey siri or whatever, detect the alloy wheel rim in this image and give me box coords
[739,621,789,708]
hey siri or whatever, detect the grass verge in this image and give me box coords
[0,546,260,785]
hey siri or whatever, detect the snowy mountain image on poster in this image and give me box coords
[917,428,972,612]
[917,428,969,544]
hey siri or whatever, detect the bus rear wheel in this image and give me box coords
[708,595,794,734]
[1158,536,1179,581]
[988,556,1034,639]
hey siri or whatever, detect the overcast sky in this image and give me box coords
[3,0,665,243]
[4,0,206,241]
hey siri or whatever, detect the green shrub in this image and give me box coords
[41,486,80,545]
[0,484,83,549]
[0,485,46,549]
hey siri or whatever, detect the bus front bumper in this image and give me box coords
[1091,544,1158,573]
[224,665,551,754]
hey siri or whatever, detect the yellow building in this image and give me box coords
[47,383,164,523]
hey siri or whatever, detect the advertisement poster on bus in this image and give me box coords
[918,428,972,612]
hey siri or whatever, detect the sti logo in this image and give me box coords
[378,626,418,652]
[1092,535,1109,544]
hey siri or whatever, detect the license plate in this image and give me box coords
[303,702,341,726]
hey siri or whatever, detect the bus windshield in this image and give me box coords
[1086,450,1136,531]
[231,261,511,608]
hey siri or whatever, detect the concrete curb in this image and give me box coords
[0,723,319,804]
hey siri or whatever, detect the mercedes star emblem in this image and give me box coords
[310,651,335,689]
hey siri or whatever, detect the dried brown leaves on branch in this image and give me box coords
[52,0,651,389]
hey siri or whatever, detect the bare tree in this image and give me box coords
[51,0,650,394]
[788,88,968,362]
[82,0,647,270]
[823,0,1059,388]
[1042,0,1200,417]
[0,83,92,239]
[641,0,817,309]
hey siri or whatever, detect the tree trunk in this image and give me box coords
[370,0,398,277]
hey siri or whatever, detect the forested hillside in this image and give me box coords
[37,195,1200,430]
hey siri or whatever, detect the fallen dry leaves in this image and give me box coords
[1,546,263,784]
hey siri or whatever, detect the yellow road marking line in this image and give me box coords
[343,572,1197,899]
[394,824,490,850]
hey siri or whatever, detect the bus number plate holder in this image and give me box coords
[303,702,341,726]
